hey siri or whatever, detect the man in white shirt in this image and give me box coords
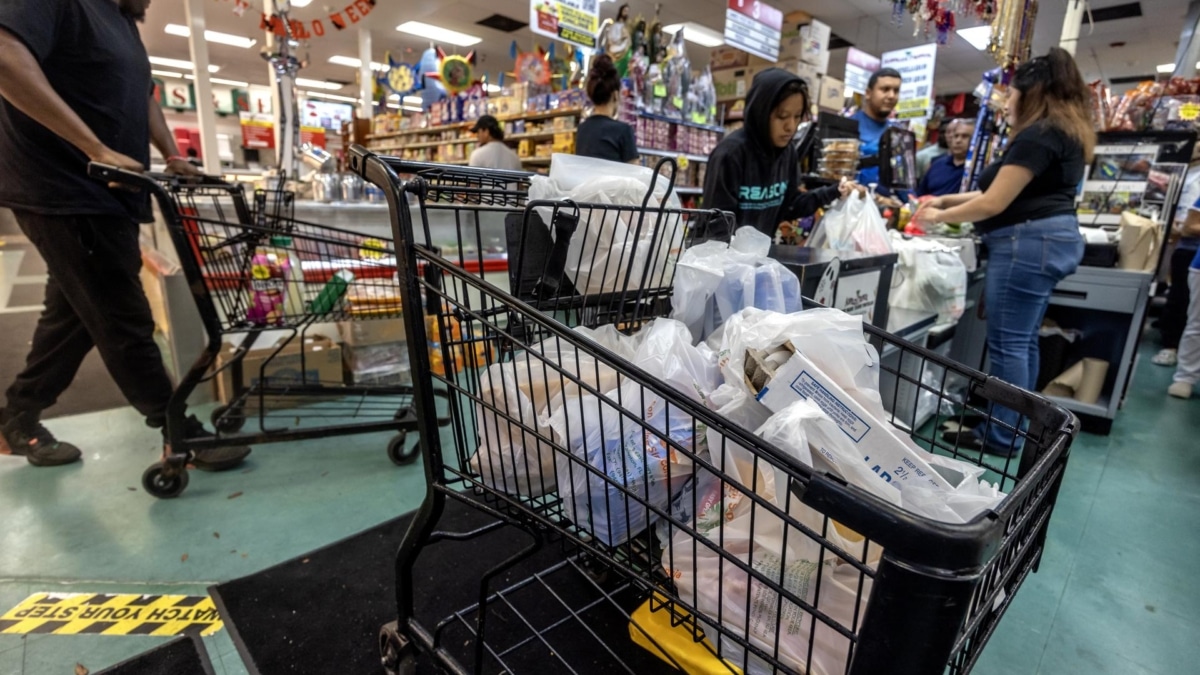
[468,115,522,170]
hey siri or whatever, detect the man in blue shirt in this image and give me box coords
[917,119,974,197]
[853,68,901,188]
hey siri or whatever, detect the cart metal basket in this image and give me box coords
[89,164,441,497]
[351,148,1078,675]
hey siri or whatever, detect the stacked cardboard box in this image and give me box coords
[213,336,343,405]
[338,318,412,387]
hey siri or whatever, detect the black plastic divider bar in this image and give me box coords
[350,146,1079,675]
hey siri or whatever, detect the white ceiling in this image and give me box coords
[137,0,1192,98]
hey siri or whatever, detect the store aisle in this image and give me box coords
[0,338,1196,674]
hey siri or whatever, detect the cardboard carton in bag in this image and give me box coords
[1117,211,1161,272]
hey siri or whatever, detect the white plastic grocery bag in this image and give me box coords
[672,227,802,343]
[812,192,893,255]
[889,231,968,324]
[664,413,877,675]
[546,319,720,546]
[528,154,684,297]
[468,325,637,498]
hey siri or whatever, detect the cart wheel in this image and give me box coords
[142,463,189,499]
[387,433,420,466]
[379,622,415,675]
[211,405,246,434]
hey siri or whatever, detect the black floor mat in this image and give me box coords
[94,634,215,675]
[211,493,676,675]
[0,309,128,419]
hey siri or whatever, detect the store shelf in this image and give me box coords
[369,109,582,141]
[637,111,726,133]
[508,129,575,141]
[638,147,710,163]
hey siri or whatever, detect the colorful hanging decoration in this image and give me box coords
[253,0,379,40]
[889,0,1011,48]
[426,48,477,97]
[510,43,553,86]
[379,51,421,96]
[547,43,585,91]
[417,48,448,109]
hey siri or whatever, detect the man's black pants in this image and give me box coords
[1161,243,1198,349]
[5,211,172,425]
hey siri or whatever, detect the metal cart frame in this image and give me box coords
[89,164,438,498]
[351,148,1078,675]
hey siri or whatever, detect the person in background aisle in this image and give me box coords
[0,0,250,470]
[1168,239,1200,398]
[917,119,974,197]
[915,121,948,179]
[1152,143,1200,367]
[575,54,639,164]
[468,115,522,171]
[919,47,1093,456]
[853,68,902,192]
[701,69,860,240]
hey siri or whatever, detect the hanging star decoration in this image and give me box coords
[427,48,477,97]
[510,42,552,86]
[379,51,420,96]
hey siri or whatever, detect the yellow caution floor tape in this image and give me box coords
[0,592,223,637]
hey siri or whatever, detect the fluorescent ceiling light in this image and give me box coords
[164,24,256,49]
[403,95,422,105]
[662,23,724,48]
[328,55,390,71]
[290,0,314,6]
[184,74,251,87]
[395,21,481,47]
[152,69,184,79]
[150,56,219,73]
[303,92,359,103]
[1158,63,1176,73]
[957,26,991,51]
[295,78,344,90]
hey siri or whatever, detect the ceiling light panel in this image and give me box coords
[396,21,482,47]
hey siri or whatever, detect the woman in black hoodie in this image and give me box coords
[702,68,855,239]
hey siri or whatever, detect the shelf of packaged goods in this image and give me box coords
[367,109,582,140]
[508,129,575,141]
[637,112,726,134]
[637,147,710,163]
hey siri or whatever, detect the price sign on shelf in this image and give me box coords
[724,0,782,63]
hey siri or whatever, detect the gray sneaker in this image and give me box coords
[0,411,82,467]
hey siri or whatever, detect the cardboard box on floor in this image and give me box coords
[213,335,343,405]
[337,317,406,347]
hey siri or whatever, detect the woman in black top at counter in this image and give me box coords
[701,68,857,241]
[919,47,1093,456]
[575,55,639,163]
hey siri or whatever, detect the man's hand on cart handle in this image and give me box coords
[165,157,203,178]
[87,146,144,190]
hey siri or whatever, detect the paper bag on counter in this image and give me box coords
[1117,211,1161,272]
[1042,358,1110,405]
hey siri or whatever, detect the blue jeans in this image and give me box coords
[977,215,1084,451]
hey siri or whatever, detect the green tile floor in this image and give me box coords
[0,340,1197,674]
